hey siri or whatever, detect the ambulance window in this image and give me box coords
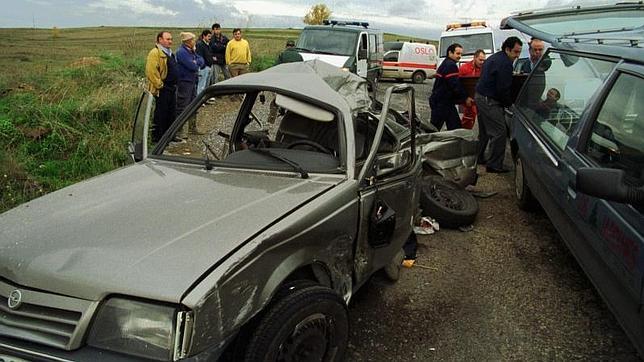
[369,34,376,53]
[360,34,368,50]
[384,51,399,62]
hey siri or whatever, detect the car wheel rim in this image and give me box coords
[515,158,524,200]
[431,184,465,210]
[277,313,333,362]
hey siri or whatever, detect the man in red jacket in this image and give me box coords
[458,49,486,129]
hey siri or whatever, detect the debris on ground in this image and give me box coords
[414,216,439,235]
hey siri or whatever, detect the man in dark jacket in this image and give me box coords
[196,29,213,94]
[209,23,230,84]
[474,36,523,173]
[520,38,545,74]
[275,40,303,65]
[429,43,472,130]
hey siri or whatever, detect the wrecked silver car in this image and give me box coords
[0,60,424,361]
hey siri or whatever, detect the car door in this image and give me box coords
[512,50,617,223]
[561,67,644,337]
[382,51,400,79]
[354,85,419,284]
[356,32,368,78]
[129,90,155,162]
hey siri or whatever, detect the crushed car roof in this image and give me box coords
[212,59,372,115]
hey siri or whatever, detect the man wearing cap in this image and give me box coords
[209,23,230,84]
[226,28,251,77]
[145,30,178,143]
[175,32,205,138]
[275,40,303,65]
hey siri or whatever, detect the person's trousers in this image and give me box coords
[211,64,230,84]
[176,80,197,137]
[430,104,462,131]
[475,93,507,169]
[151,85,176,143]
[197,66,211,94]
[228,63,250,77]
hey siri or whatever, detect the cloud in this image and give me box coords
[88,0,178,16]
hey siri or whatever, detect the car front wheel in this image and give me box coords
[514,155,537,210]
[243,284,349,362]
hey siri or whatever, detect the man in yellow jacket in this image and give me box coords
[145,31,179,142]
[225,28,251,77]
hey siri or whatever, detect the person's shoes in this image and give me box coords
[206,97,217,104]
[171,137,186,143]
[486,167,510,174]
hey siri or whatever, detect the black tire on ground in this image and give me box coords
[514,154,537,211]
[243,284,349,362]
[383,248,404,281]
[412,71,426,84]
[419,176,479,228]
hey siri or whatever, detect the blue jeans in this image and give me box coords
[197,66,211,94]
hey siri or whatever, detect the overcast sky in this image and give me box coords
[0,0,604,38]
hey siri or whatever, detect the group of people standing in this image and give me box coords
[145,24,252,143]
[430,36,546,174]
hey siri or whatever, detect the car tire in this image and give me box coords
[419,176,479,228]
[412,71,426,84]
[243,284,349,362]
[383,248,404,281]
[514,155,537,210]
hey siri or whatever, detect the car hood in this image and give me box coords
[299,53,350,68]
[0,160,339,302]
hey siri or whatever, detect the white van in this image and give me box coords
[381,42,437,83]
[438,21,495,66]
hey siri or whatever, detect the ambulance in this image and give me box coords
[438,20,495,66]
[381,42,437,83]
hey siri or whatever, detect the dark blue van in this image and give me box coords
[503,3,644,356]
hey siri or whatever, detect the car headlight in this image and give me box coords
[87,298,183,361]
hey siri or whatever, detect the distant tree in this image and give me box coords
[303,4,332,25]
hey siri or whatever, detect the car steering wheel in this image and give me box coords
[286,140,333,155]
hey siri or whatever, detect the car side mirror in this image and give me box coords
[576,168,644,206]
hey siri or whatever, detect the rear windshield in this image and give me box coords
[440,33,494,57]
[297,29,358,56]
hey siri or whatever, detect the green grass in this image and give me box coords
[0,26,433,213]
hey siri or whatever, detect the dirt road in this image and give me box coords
[346,79,640,360]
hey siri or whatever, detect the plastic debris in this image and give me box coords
[458,224,474,232]
[413,216,440,235]
[402,259,416,268]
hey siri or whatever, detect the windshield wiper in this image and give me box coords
[202,140,219,170]
[294,47,312,52]
[312,50,341,55]
[249,149,309,179]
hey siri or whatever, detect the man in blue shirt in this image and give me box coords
[429,43,472,130]
[475,36,523,173]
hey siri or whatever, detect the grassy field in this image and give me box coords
[0,26,432,212]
